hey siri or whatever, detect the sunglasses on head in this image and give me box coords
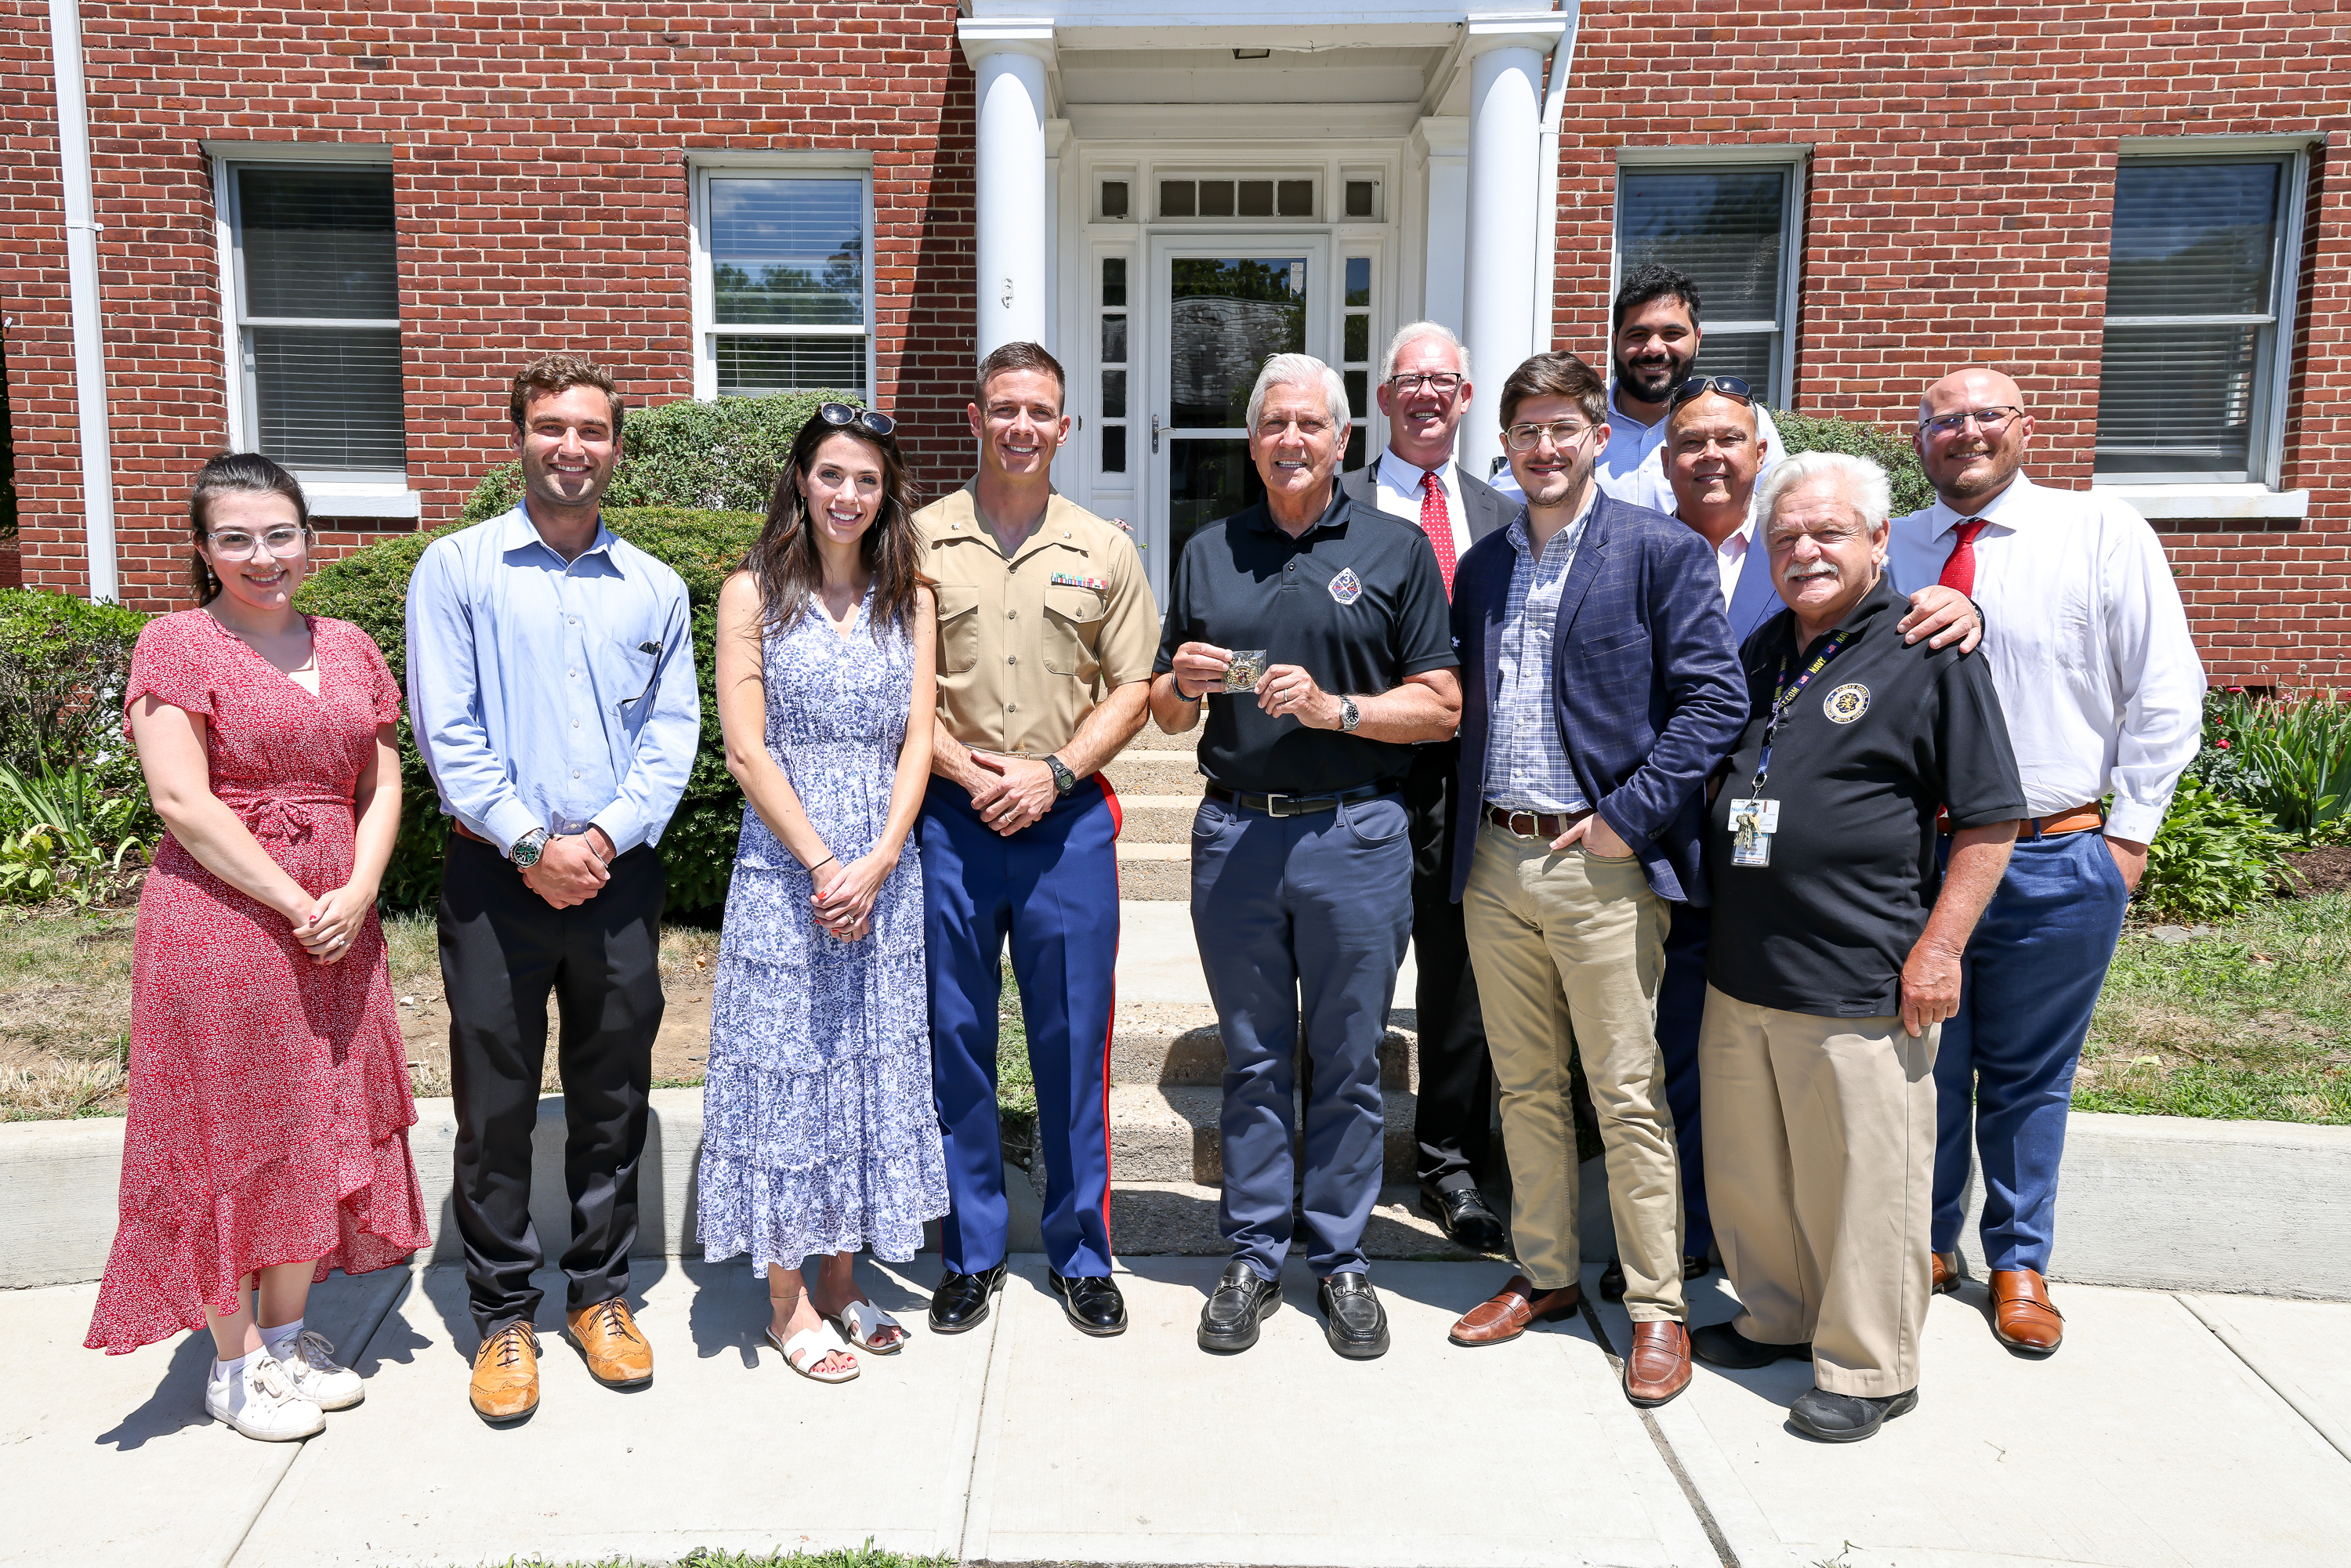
[1668,375,1754,409]
[817,402,897,438]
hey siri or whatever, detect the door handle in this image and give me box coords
[1150,414,1161,455]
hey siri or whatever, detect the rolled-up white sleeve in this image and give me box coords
[2102,510,2206,845]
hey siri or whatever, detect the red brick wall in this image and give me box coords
[0,1,973,611]
[1556,0,2351,686]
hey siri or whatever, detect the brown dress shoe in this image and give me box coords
[1932,1251,1962,1295]
[567,1297,654,1387]
[469,1323,539,1425]
[1988,1269,2064,1353]
[1448,1275,1582,1346]
[1624,1320,1693,1407]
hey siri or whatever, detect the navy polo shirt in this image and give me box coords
[1154,487,1456,795]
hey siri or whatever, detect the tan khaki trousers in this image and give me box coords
[1462,822,1682,1320]
[1698,985,1939,1396]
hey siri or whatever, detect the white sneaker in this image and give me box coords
[274,1329,365,1411]
[205,1353,325,1442]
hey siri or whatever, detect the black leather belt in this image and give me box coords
[1204,780,1396,817]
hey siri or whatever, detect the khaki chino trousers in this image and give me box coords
[1698,985,1939,1397]
[1462,823,1683,1320]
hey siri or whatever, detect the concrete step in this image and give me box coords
[1115,842,1190,900]
[1103,1084,1419,1185]
[1108,1181,1492,1260]
[1102,751,1208,798]
[1111,1001,1418,1091]
[1116,795,1202,844]
[1123,721,1203,754]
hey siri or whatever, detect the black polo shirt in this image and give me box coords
[1705,575,2024,1019]
[1153,487,1456,794]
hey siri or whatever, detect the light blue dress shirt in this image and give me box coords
[1484,500,1595,815]
[406,505,701,857]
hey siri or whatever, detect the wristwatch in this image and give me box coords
[510,827,550,868]
[1339,695,1362,733]
[1045,755,1078,796]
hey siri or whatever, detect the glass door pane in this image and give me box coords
[1161,252,1310,570]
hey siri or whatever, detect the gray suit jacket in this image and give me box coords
[1340,457,1514,549]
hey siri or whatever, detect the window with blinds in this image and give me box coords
[2096,157,2295,483]
[1614,164,1797,406]
[230,165,406,474]
[701,175,869,398]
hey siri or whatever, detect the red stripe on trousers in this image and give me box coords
[1097,773,1120,1255]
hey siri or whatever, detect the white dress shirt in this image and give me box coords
[1886,474,2205,844]
[1371,447,1473,558]
[1709,511,1757,608]
[1596,380,1784,514]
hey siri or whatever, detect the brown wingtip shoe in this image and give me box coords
[567,1297,654,1388]
[469,1323,539,1425]
[1989,1269,2064,1353]
[1932,1251,1962,1295]
[1625,1320,1694,1408]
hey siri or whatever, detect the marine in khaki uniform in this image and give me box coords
[916,342,1159,1341]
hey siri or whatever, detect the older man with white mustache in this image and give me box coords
[1692,451,2023,1443]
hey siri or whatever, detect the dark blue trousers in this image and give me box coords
[1654,902,1715,1258]
[1931,827,2130,1272]
[923,776,1120,1279]
[1190,790,1413,1281]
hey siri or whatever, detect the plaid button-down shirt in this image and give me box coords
[1483,501,1594,814]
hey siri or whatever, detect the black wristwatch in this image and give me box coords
[1045,755,1078,796]
[510,827,549,868]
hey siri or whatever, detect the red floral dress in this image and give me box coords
[85,610,429,1355]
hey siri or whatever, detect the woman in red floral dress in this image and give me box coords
[85,453,429,1443]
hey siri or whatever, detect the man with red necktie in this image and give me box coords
[1340,321,1516,1252]
[1888,368,2204,1356]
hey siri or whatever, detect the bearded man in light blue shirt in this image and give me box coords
[406,355,699,1427]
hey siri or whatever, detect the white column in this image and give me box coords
[1413,117,1469,339]
[1458,16,1567,483]
[959,21,1057,359]
[47,0,117,600]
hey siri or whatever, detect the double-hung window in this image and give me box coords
[1613,155,1804,407]
[2096,150,2306,487]
[694,169,871,398]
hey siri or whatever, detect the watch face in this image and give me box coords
[513,834,545,868]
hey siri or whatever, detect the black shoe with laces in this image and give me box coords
[929,1262,1009,1334]
[1419,1184,1505,1251]
[1789,1385,1918,1443]
[1317,1270,1390,1360]
[1197,1260,1281,1353]
[1048,1270,1128,1337]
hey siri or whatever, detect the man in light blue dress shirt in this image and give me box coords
[1595,263,1784,514]
[406,355,699,1426]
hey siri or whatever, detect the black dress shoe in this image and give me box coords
[929,1263,1009,1334]
[1048,1270,1128,1337]
[1198,1260,1281,1353]
[1788,1385,1918,1443]
[1317,1271,1390,1360]
[1600,1253,1715,1302]
[1691,1320,1812,1370]
[1419,1184,1505,1251]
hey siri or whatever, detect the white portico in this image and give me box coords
[958,3,1577,599]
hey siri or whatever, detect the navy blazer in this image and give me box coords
[1449,494,1750,906]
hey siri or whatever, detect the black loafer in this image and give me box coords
[1601,1253,1715,1302]
[929,1263,1009,1334]
[1788,1385,1918,1443]
[1048,1270,1128,1338]
[1419,1184,1505,1252]
[1197,1260,1281,1353]
[1317,1270,1390,1360]
[1691,1320,1812,1370]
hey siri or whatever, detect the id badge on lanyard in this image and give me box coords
[1733,631,1852,870]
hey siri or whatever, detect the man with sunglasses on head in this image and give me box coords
[1334,321,1512,1255]
[915,342,1161,1342]
[1444,353,1746,1407]
[1596,263,1784,514]
[1887,368,2204,1356]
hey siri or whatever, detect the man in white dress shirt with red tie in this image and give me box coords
[1888,368,2204,1354]
[1339,322,1514,1252]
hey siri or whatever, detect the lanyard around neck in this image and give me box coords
[1751,630,1854,795]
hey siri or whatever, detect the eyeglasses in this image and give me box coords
[1386,371,1465,397]
[817,402,896,438]
[1503,419,1595,453]
[1668,375,1754,409]
[1918,404,2023,438]
[205,526,310,560]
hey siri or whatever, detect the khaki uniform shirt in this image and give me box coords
[915,482,1161,759]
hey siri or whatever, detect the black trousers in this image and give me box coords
[1405,741,1493,1191]
[439,835,666,1336]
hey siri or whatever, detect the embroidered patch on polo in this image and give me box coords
[1049,571,1111,592]
[1328,567,1364,605]
[1823,682,1871,724]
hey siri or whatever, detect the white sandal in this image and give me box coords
[829,1299,907,1354]
[766,1323,859,1383]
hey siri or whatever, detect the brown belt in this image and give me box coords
[1486,803,1593,839]
[451,820,492,846]
[1936,802,2104,838]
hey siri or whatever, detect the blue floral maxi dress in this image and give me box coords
[695,591,949,1273]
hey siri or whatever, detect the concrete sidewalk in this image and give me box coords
[13,1258,2349,1568]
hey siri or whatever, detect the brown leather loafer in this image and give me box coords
[1932,1251,1962,1295]
[567,1297,654,1387]
[469,1322,539,1425]
[1989,1269,2063,1353]
[1624,1320,1693,1407]
[1448,1275,1582,1346]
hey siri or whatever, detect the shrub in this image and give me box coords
[0,588,150,777]
[1769,408,1936,518]
[0,759,149,905]
[2205,687,2351,843]
[2136,774,2291,922]
[295,508,763,914]
[461,391,853,523]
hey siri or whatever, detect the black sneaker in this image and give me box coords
[1197,1261,1281,1353]
[1317,1271,1390,1360]
[1789,1385,1919,1443]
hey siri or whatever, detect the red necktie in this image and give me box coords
[1419,470,1458,597]
[1939,519,1987,596]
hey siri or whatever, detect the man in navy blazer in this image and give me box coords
[1441,352,1746,1409]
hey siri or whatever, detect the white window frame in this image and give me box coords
[204,142,417,519]
[688,156,876,403]
[1610,146,1809,411]
[2094,135,2316,516]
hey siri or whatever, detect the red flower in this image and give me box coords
[2216,739,2230,749]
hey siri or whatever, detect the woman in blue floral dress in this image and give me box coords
[696,404,947,1383]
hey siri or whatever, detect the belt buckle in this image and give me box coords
[1510,810,1539,838]
[1264,792,1296,817]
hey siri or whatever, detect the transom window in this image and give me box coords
[1158,177,1317,221]
[1614,161,1802,407]
[696,172,871,398]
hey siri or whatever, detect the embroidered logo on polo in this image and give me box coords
[1049,572,1111,592]
[1823,683,1871,724]
[1328,567,1364,606]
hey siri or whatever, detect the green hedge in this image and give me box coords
[1770,408,1936,518]
[294,507,763,914]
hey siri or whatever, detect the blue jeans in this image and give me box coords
[1930,827,2130,1273]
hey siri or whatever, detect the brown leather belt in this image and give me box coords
[1486,802,1593,839]
[451,820,492,846]
[1937,802,2104,837]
